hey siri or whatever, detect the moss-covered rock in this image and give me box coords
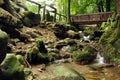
[27,47,52,64]
[0,8,23,28]
[26,38,52,63]
[21,11,41,27]
[36,38,48,53]
[52,23,69,39]
[73,46,96,64]
[0,54,25,80]
[10,0,20,12]
[0,30,8,63]
[16,55,29,68]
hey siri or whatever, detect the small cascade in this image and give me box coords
[95,52,104,64]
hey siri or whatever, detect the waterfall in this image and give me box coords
[95,52,104,64]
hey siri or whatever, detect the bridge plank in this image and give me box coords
[71,12,112,25]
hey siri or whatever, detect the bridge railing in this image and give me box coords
[71,12,112,24]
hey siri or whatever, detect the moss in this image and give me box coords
[27,47,39,63]
[16,55,28,67]
[0,13,3,17]
[73,50,95,63]
[0,8,23,28]
[73,46,96,64]
[36,38,48,53]
[10,1,20,12]
[0,54,25,80]
[99,13,117,44]
[27,46,51,63]
[22,17,32,27]
[100,44,120,62]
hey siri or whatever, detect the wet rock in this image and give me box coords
[67,30,80,39]
[0,54,25,80]
[89,63,114,70]
[10,0,20,12]
[0,30,8,63]
[37,64,46,72]
[55,40,67,49]
[93,30,103,40]
[53,65,85,80]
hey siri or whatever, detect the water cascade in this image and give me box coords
[95,52,104,64]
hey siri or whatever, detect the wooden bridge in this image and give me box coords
[71,12,112,25]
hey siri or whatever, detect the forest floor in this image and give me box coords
[9,25,120,80]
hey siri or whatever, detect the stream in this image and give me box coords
[31,62,120,80]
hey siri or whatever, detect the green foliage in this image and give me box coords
[0,13,3,17]
[99,13,116,44]
[10,1,20,12]
[25,1,38,13]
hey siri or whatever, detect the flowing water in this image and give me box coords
[95,52,104,64]
[32,62,120,80]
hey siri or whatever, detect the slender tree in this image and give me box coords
[67,0,71,24]
[106,0,111,11]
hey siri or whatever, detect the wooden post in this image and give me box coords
[42,5,46,21]
[54,8,57,22]
[67,0,71,24]
[115,0,120,14]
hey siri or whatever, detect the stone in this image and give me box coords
[67,30,80,39]
[0,8,23,28]
[0,54,25,80]
[53,65,85,80]
[0,30,8,63]
[21,11,41,27]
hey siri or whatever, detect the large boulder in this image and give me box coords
[0,8,23,28]
[21,11,41,27]
[52,23,69,39]
[53,65,85,80]
[0,54,25,80]
[0,30,8,64]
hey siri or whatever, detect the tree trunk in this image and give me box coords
[96,0,104,12]
[67,0,71,24]
[106,0,111,11]
[115,0,120,14]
